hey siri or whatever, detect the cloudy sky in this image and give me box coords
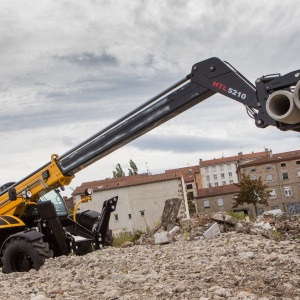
[1,0,300,197]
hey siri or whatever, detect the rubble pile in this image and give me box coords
[135,211,300,246]
[1,231,299,300]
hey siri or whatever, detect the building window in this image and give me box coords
[282,172,289,180]
[203,199,210,208]
[296,161,300,165]
[128,214,132,220]
[221,173,225,179]
[250,168,256,172]
[230,180,234,184]
[205,167,209,173]
[270,189,276,199]
[220,165,224,171]
[222,181,226,186]
[250,175,257,180]
[266,165,271,170]
[214,182,219,187]
[114,214,119,221]
[228,172,232,178]
[186,184,193,190]
[227,164,231,170]
[266,174,273,182]
[217,197,224,207]
[213,174,217,180]
[281,163,286,167]
[206,175,210,182]
[284,187,292,197]
[140,210,145,216]
[212,166,216,172]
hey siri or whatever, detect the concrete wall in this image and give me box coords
[73,178,184,234]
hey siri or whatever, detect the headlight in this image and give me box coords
[22,190,32,199]
[85,188,93,196]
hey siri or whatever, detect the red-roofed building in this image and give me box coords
[194,184,250,215]
[72,173,187,234]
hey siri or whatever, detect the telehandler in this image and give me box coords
[1,57,299,273]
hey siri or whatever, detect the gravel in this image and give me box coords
[1,232,299,300]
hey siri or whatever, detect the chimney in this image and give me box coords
[269,149,273,158]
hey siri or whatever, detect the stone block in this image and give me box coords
[203,223,220,239]
[154,231,170,244]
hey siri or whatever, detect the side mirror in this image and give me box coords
[8,187,17,201]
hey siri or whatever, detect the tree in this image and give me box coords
[128,159,138,176]
[112,163,125,178]
[232,174,271,216]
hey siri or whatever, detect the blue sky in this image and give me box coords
[1,0,300,196]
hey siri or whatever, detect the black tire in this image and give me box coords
[2,237,53,274]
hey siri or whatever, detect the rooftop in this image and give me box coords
[240,150,300,167]
[199,150,269,166]
[72,172,183,195]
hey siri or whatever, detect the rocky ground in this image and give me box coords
[0,231,300,300]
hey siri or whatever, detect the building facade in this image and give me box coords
[194,184,249,215]
[199,150,269,188]
[238,150,300,214]
[195,149,300,217]
[72,173,187,234]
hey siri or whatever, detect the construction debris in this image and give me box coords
[136,211,300,245]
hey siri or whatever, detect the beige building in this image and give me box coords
[238,150,300,214]
[72,173,188,234]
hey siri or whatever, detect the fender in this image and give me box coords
[0,229,44,255]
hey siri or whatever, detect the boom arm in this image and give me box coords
[1,57,300,217]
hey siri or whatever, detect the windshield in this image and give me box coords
[39,190,68,217]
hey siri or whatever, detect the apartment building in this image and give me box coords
[238,150,300,214]
[199,150,269,188]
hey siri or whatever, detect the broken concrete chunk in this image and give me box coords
[168,225,181,236]
[211,213,237,226]
[154,231,170,244]
[203,223,221,239]
[161,198,182,230]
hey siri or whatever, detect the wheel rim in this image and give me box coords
[11,251,34,272]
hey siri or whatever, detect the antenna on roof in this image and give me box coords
[146,162,151,175]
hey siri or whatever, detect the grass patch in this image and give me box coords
[227,211,246,220]
[113,229,145,248]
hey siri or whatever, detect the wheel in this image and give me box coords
[1,237,53,274]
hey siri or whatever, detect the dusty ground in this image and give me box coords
[0,231,299,300]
